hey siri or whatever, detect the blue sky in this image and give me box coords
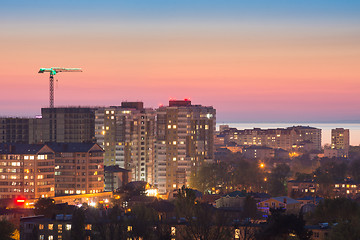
[1,1,360,122]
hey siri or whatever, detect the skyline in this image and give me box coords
[1,1,360,122]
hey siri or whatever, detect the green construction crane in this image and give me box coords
[38,67,82,108]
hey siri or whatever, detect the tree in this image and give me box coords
[71,207,85,240]
[128,204,158,240]
[0,218,16,240]
[307,198,360,224]
[175,186,232,240]
[257,209,312,240]
[268,164,290,196]
[327,218,360,240]
[232,160,264,192]
[34,198,56,218]
[242,196,258,219]
[189,162,229,193]
[349,158,360,182]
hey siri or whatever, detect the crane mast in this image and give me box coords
[38,67,82,108]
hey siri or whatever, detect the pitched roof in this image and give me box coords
[271,196,299,204]
[45,142,103,153]
[104,165,130,173]
[222,191,246,198]
[0,143,46,154]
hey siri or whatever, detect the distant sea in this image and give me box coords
[217,123,360,146]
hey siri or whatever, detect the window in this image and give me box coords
[39,235,45,240]
[48,235,53,240]
[39,224,44,230]
[66,224,71,230]
[235,229,240,239]
[85,224,92,230]
[48,224,53,230]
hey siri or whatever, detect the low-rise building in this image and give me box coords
[257,196,301,217]
[287,180,317,198]
[215,191,246,209]
[20,215,93,240]
[104,165,131,192]
[333,180,360,198]
[242,146,274,159]
[324,148,348,158]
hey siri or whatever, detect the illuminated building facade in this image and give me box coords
[95,102,156,183]
[222,126,321,152]
[47,143,104,196]
[155,99,216,194]
[331,128,349,157]
[0,144,55,199]
[41,107,96,143]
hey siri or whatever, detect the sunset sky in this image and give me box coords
[1,1,359,122]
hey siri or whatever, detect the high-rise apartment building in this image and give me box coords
[221,126,322,152]
[0,117,42,144]
[41,107,96,143]
[331,128,350,157]
[46,143,104,196]
[0,144,55,199]
[155,99,216,194]
[95,102,156,183]
[331,128,350,150]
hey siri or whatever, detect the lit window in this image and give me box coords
[48,235,53,240]
[235,229,240,239]
[85,224,92,230]
[48,224,53,230]
[127,226,132,232]
[39,224,44,230]
[171,226,176,236]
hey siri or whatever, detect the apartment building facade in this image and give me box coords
[41,107,96,143]
[0,117,42,144]
[95,102,156,183]
[47,143,104,196]
[0,144,55,199]
[155,99,216,194]
[330,128,350,158]
[222,126,321,152]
